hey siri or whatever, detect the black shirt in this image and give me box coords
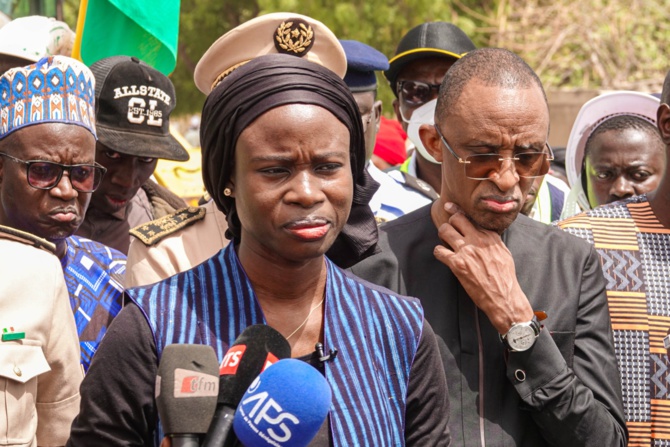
[67,303,450,446]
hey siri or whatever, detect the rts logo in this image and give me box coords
[173,368,218,398]
[220,346,281,375]
[220,345,247,375]
[238,385,299,444]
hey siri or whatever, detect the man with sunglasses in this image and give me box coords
[352,48,626,445]
[0,56,126,372]
[384,21,476,201]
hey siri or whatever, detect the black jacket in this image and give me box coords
[351,205,627,446]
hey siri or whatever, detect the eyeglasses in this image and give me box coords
[0,152,107,192]
[397,80,441,106]
[434,125,554,180]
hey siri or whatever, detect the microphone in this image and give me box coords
[233,358,332,447]
[202,324,292,447]
[155,344,220,447]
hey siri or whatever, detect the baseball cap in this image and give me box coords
[90,56,188,161]
[385,22,476,96]
[340,40,389,92]
[0,56,96,140]
[194,12,346,94]
[0,16,74,62]
[565,91,660,209]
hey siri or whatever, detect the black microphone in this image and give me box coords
[155,344,220,447]
[201,324,291,447]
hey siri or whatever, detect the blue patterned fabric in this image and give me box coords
[61,235,126,371]
[127,244,424,447]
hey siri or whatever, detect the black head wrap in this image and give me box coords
[200,53,379,268]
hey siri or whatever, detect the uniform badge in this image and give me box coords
[130,206,206,246]
[274,19,314,56]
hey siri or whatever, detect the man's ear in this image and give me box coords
[419,124,444,162]
[373,100,382,133]
[657,103,670,145]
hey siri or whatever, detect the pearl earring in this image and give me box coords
[223,187,232,197]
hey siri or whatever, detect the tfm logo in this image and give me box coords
[173,368,218,398]
[238,383,299,443]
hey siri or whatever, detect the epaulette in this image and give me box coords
[0,225,56,254]
[400,172,439,200]
[130,206,206,246]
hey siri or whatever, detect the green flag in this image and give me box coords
[79,0,180,75]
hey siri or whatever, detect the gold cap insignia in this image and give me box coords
[274,19,315,56]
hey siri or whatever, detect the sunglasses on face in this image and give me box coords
[0,152,107,193]
[434,125,554,180]
[397,80,441,106]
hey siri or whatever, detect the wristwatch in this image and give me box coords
[500,316,542,352]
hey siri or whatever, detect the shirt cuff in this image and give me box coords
[506,329,569,404]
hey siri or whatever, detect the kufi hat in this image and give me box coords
[194,12,346,94]
[385,22,475,96]
[0,16,75,62]
[0,56,96,140]
[339,40,389,92]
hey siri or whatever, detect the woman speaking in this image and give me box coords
[67,54,450,446]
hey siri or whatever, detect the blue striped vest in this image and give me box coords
[127,244,424,446]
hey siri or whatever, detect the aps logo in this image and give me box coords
[238,378,300,444]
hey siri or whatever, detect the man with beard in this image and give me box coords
[0,56,125,371]
[351,48,627,446]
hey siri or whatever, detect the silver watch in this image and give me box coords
[500,316,541,352]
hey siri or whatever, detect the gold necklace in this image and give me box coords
[286,297,325,340]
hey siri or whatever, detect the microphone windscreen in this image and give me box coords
[218,324,291,406]
[156,344,220,435]
[233,359,332,447]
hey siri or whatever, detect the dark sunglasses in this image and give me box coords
[397,80,441,106]
[434,125,554,180]
[0,152,107,193]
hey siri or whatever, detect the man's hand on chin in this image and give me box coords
[433,201,534,335]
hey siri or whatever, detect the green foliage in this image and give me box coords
[58,0,669,116]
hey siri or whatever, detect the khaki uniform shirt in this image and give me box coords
[0,228,83,447]
[125,200,229,287]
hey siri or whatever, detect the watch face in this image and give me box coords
[506,324,537,352]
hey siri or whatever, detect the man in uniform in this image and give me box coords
[76,56,188,255]
[555,74,670,445]
[340,39,427,223]
[0,56,125,371]
[351,48,627,445]
[124,13,350,287]
[0,225,82,446]
[385,21,476,201]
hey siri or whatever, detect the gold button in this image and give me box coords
[13,366,21,377]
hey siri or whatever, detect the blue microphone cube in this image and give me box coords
[233,358,332,447]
